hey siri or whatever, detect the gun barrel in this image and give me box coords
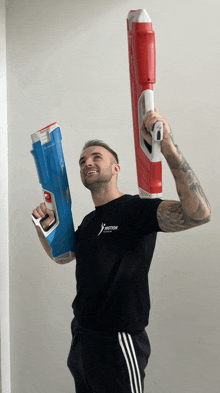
[127,10,156,88]
[127,9,163,198]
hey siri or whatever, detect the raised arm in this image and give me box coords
[140,108,211,232]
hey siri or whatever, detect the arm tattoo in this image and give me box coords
[160,130,211,232]
[157,200,211,232]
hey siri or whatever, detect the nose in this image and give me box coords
[84,157,94,167]
[80,159,93,175]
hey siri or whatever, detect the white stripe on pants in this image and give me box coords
[118,332,142,393]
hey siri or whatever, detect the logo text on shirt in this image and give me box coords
[97,223,118,236]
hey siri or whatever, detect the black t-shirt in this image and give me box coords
[72,194,164,334]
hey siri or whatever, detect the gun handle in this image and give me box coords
[138,90,163,162]
[31,213,56,236]
[31,188,58,237]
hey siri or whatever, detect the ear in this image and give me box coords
[113,163,120,174]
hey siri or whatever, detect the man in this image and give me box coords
[32,107,211,393]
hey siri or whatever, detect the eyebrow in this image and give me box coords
[79,152,103,165]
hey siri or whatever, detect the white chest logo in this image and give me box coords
[97,223,118,236]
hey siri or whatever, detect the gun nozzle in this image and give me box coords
[127,9,151,31]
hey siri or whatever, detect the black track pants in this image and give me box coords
[67,318,151,393]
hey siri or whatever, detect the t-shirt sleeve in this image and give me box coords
[130,196,164,234]
[74,211,95,246]
[74,225,81,244]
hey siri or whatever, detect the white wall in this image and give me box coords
[0,0,10,392]
[4,0,220,392]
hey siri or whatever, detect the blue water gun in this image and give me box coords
[31,122,75,262]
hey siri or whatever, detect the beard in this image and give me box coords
[82,167,113,192]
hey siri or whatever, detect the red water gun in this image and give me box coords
[127,9,163,198]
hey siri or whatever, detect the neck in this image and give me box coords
[91,185,124,207]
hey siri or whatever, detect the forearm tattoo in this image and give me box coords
[157,200,211,232]
[157,129,211,232]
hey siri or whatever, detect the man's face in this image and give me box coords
[79,146,118,191]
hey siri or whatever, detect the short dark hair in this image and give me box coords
[81,140,119,164]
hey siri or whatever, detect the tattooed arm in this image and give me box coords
[157,140,211,232]
[141,108,211,232]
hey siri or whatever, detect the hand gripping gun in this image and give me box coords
[30,122,75,262]
[127,9,163,198]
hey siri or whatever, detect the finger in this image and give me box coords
[32,209,41,219]
[145,112,160,121]
[140,122,152,145]
[141,120,149,133]
[146,115,164,132]
[40,202,47,215]
[32,208,42,218]
[144,126,150,134]
[36,205,46,217]
[45,208,54,218]
[145,118,158,132]
[154,106,158,113]
[41,215,54,229]
[40,202,55,217]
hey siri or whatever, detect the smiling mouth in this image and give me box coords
[86,170,98,176]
